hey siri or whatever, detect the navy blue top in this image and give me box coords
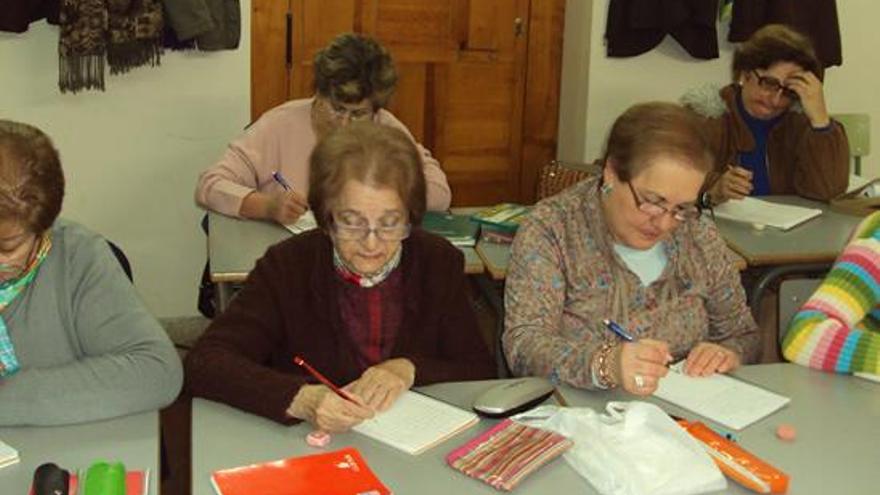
[736,89,783,196]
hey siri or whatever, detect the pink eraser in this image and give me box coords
[306,430,331,447]
[776,424,796,441]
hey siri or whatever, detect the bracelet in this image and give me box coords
[592,341,618,389]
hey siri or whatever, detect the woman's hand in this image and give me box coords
[615,339,672,396]
[709,166,753,203]
[286,384,374,432]
[684,342,741,377]
[348,358,415,412]
[785,71,830,128]
[266,190,309,225]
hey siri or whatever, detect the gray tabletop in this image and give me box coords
[208,212,484,283]
[0,412,159,494]
[715,196,864,266]
[191,364,879,494]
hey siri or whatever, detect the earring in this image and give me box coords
[600,183,613,196]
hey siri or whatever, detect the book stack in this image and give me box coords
[422,211,480,247]
[470,204,530,244]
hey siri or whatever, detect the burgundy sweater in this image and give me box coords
[184,228,495,424]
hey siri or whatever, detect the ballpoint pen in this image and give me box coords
[602,318,635,342]
[272,170,293,191]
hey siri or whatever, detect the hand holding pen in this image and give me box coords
[710,165,753,203]
[602,319,672,396]
[287,355,374,432]
[268,171,309,225]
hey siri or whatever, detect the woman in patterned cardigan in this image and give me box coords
[503,102,760,396]
[783,212,880,374]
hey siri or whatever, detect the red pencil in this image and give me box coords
[293,355,360,404]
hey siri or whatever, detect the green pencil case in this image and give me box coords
[83,461,126,495]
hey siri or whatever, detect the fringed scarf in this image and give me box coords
[59,0,164,93]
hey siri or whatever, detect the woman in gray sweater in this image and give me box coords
[0,120,182,425]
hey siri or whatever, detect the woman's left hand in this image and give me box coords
[785,71,830,128]
[684,343,741,377]
[348,358,415,412]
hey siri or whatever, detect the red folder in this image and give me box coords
[210,447,391,495]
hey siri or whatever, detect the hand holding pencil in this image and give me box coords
[710,165,753,203]
[287,356,374,432]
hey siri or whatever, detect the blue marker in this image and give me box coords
[602,319,635,342]
[272,171,292,191]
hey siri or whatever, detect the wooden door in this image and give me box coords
[251,0,564,205]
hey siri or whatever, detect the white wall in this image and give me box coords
[0,2,251,317]
[559,0,880,179]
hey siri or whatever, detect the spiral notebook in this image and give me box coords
[353,391,478,455]
[655,363,790,430]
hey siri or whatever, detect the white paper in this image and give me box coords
[283,210,318,234]
[0,439,19,469]
[854,372,880,383]
[353,391,478,455]
[655,363,790,430]
[713,197,822,231]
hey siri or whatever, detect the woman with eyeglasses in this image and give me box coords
[195,32,451,226]
[682,24,848,205]
[503,103,760,396]
[186,122,494,430]
[0,121,182,425]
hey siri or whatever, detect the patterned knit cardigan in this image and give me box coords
[783,212,880,374]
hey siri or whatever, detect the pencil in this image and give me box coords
[293,355,360,405]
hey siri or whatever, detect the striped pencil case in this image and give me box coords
[446,418,572,491]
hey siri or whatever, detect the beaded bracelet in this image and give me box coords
[592,341,618,389]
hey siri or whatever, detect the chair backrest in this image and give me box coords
[535,160,599,200]
[832,113,870,175]
[778,278,822,345]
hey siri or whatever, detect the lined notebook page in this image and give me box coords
[353,391,478,455]
[284,211,318,234]
[713,197,822,230]
[655,363,790,430]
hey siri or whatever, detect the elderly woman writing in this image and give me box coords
[0,120,182,425]
[503,103,760,396]
[186,122,494,431]
[195,32,451,225]
[684,24,849,204]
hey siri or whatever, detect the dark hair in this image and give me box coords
[308,121,426,230]
[732,24,822,80]
[603,102,713,182]
[313,33,398,109]
[0,120,65,233]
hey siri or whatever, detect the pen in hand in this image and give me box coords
[272,171,293,191]
[293,355,361,405]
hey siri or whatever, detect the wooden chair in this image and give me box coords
[535,159,600,200]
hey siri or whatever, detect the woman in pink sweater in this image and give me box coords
[195,33,451,226]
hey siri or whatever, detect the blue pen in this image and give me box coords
[602,319,635,342]
[272,171,292,191]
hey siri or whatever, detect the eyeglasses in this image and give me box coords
[0,235,37,282]
[332,222,411,242]
[626,181,702,221]
[323,98,375,122]
[751,70,799,101]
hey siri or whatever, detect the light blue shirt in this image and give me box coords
[613,242,668,287]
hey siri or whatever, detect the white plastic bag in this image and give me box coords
[514,402,726,495]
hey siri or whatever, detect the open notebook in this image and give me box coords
[655,363,790,430]
[284,210,318,234]
[712,197,822,231]
[353,391,479,455]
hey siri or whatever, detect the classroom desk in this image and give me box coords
[191,364,879,495]
[714,196,863,315]
[0,412,160,494]
[208,212,485,311]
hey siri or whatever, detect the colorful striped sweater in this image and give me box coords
[783,211,880,374]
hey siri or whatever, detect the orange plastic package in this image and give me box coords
[678,420,790,493]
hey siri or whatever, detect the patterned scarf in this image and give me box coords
[59,0,164,93]
[0,233,52,377]
[333,246,402,288]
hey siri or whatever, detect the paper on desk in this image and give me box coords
[284,210,318,234]
[854,372,880,383]
[655,363,790,430]
[713,197,821,231]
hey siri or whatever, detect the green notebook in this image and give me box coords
[422,212,480,247]
[470,203,530,233]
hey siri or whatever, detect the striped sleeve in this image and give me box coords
[782,212,880,374]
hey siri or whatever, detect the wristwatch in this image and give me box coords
[698,190,713,210]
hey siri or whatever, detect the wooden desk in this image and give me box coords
[191,364,879,494]
[0,412,160,494]
[208,212,485,311]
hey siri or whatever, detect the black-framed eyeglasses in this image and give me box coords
[752,70,799,101]
[625,181,702,222]
[331,221,411,242]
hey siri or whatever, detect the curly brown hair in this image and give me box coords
[0,120,65,234]
[732,24,822,80]
[313,33,398,109]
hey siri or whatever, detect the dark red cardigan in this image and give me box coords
[184,228,495,424]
